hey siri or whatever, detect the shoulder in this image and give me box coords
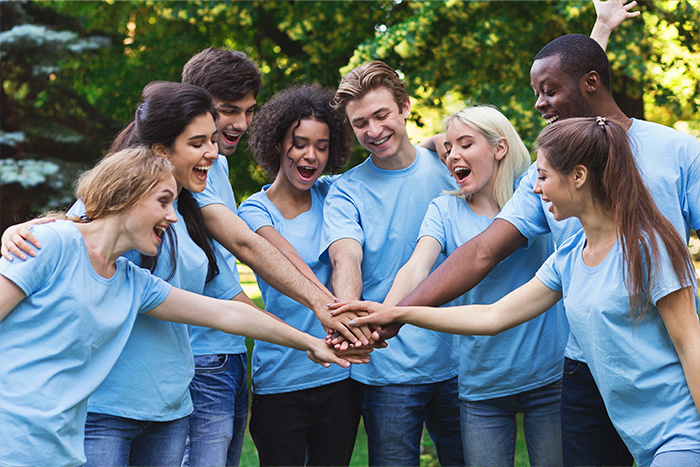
[238,189,273,223]
[630,119,700,151]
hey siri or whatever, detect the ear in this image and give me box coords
[572,164,588,189]
[401,98,411,119]
[152,143,169,158]
[582,71,601,95]
[494,138,508,161]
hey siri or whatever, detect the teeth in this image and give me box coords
[372,136,390,145]
[154,226,166,238]
[194,165,211,172]
[545,115,559,125]
[454,167,471,180]
[223,131,240,140]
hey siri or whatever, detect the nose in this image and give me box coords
[233,111,249,132]
[304,147,318,162]
[534,93,546,113]
[533,178,542,195]
[367,119,381,138]
[165,203,178,223]
[205,140,218,159]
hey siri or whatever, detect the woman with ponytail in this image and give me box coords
[334,117,700,467]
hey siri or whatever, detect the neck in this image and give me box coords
[577,200,618,266]
[266,174,313,219]
[74,217,131,277]
[467,187,500,218]
[593,98,633,130]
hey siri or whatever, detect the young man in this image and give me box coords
[181,48,369,467]
[392,35,700,467]
[321,60,463,467]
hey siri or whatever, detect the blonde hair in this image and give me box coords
[443,105,530,209]
[333,60,409,116]
[76,146,174,221]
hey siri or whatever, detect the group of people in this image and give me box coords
[1,1,699,467]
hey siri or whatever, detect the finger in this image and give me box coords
[1,246,14,261]
[7,242,29,260]
[332,322,360,345]
[20,230,42,249]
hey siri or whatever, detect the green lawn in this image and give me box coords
[238,263,531,467]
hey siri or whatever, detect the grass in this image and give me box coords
[237,263,531,467]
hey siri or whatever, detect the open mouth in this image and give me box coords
[222,131,240,145]
[297,166,317,180]
[153,225,166,242]
[370,135,390,147]
[453,166,471,182]
[193,165,211,180]
[545,115,559,125]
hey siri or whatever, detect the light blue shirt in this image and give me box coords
[86,199,239,420]
[420,193,567,401]
[497,118,700,361]
[321,146,459,385]
[536,230,700,466]
[239,176,349,394]
[190,154,246,355]
[0,221,171,467]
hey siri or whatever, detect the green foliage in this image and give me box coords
[2,0,698,226]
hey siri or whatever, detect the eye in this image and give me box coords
[461,143,472,149]
[377,113,389,120]
[246,108,255,115]
[537,176,546,181]
[317,145,329,152]
[353,121,367,129]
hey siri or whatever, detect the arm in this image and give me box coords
[383,236,442,306]
[201,203,369,345]
[147,287,370,367]
[418,134,447,164]
[0,275,26,321]
[328,238,364,301]
[1,217,56,261]
[657,287,700,416]
[590,0,640,51]
[399,218,526,307]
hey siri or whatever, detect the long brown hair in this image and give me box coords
[536,117,695,320]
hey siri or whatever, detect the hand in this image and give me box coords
[1,217,55,261]
[305,338,371,368]
[329,300,401,328]
[593,0,640,31]
[317,309,376,348]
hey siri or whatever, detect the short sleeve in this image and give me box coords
[535,251,563,294]
[684,150,700,232]
[648,238,693,306]
[129,263,173,314]
[320,182,364,258]
[496,163,551,240]
[418,199,446,251]
[239,194,274,233]
[193,155,232,209]
[0,225,63,296]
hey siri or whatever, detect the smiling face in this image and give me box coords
[164,113,218,193]
[344,87,412,164]
[277,118,330,192]
[530,55,596,125]
[443,119,504,200]
[124,176,178,256]
[533,150,579,221]
[213,93,257,156]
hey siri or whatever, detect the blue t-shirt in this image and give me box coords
[497,118,700,361]
[536,230,700,466]
[420,193,567,401]
[239,176,349,394]
[86,199,239,421]
[190,154,246,355]
[321,146,459,385]
[0,221,172,467]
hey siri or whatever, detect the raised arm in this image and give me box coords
[398,218,527,307]
[657,287,700,416]
[383,236,442,306]
[147,287,370,368]
[418,134,448,164]
[590,0,640,51]
[334,277,561,336]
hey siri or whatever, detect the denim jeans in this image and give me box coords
[83,412,188,467]
[250,378,361,466]
[361,377,463,467]
[651,449,700,467]
[561,358,633,467]
[460,380,562,467]
[184,353,248,467]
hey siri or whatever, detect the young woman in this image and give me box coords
[334,117,700,467]
[387,105,567,467]
[0,147,360,467]
[237,85,361,466]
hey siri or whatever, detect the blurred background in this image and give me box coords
[1,0,699,229]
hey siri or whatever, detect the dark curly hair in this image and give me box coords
[248,85,350,180]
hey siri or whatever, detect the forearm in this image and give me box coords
[329,241,363,301]
[590,20,613,51]
[384,263,430,306]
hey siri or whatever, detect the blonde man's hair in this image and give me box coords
[333,60,409,115]
[77,146,174,221]
[443,105,530,209]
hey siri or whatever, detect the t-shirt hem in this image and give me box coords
[351,369,459,386]
[458,372,562,402]
[252,374,349,395]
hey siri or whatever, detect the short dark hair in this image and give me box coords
[249,85,350,180]
[534,34,611,91]
[182,47,262,102]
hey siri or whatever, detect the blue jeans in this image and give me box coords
[84,412,188,467]
[561,358,633,467]
[460,380,562,467]
[652,449,700,467]
[184,353,248,467]
[361,377,463,467]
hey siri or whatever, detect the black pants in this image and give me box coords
[250,378,361,467]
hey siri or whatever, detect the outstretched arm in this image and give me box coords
[657,287,700,416]
[590,0,640,51]
[147,287,371,368]
[332,277,561,336]
[200,203,369,346]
